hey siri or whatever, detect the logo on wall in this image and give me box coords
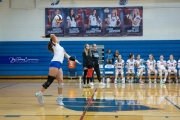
[0,56,39,64]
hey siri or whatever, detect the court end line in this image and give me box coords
[79,88,97,120]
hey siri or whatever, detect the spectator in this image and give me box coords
[105,49,113,64]
[113,50,120,63]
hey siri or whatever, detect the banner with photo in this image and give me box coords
[83,8,103,37]
[64,8,84,36]
[103,7,123,36]
[45,8,65,37]
[45,7,143,37]
[123,7,143,36]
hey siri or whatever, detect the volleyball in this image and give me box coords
[54,14,63,22]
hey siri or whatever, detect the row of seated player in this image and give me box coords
[104,49,120,64]
[103,54,180,84]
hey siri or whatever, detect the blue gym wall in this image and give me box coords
[0,40,180,77]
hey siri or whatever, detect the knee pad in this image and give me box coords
[159,72,162,76]
[165,71,168,76]
[42,75,55,89]
[168,69,171,73]
[174,69,177,73]
[58,83,64,88]
[121,72,124,75]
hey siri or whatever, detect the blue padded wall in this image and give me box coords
[0,40,180,76]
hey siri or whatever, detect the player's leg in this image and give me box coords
[131,69,134,83]
[35,67,58,104]
[163,69,168,82]
[148,69,152,84]
[174,69,178,83]
[168,69,171,81]
[114,69,119,84]
[83,69,88,87]
[158,69,163,82]
[121,69,125,83]
[56,68,64,106]
[154,69,157,83]
[127,69,130,82]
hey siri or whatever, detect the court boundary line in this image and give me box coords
[79,88,97,120]
[164,97,180,110]
[0,83,20,90]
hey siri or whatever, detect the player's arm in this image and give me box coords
[64,52,81,65]
[41,34,57,43]
[130,17,140,25]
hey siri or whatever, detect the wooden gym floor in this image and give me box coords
[0,79,180,120]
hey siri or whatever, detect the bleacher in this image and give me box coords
[0,40,180,78]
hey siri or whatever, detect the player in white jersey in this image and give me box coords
[167,55,178,83]
[128,8,141,27]
[178,59,180,80]
[35,34,81,105]
[67,9,78,28]
[146,54,157,84]
[114,55,125,84]
[105,9,121,27]
[126,53,136,83]
[88,9,102,28]
[135,55,145,84]
[49,9,63,28]
[157,55,168,84]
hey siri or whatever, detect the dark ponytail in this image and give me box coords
[47,39,54,53]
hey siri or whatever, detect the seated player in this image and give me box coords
[135,55,145,84]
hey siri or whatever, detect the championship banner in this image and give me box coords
[83,8,103,36]
[123,7,143,36]
[45,8,65,37]
[64,8,84,36]
[103,7,123,36]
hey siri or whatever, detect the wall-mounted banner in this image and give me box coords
[0,56,39,64]
[64,8,84,37]
[45,8,65,37]
[123,7,143,36]
[83,8,103,37]
[45,7,143,37]
[103,7,123,36]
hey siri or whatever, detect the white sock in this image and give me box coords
[39,91,43,94]
[58,94,62,98]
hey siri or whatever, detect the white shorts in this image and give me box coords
[168,68,177,73]
[148,68,157,74]
[116,68,124,75]
[127,68,134,74]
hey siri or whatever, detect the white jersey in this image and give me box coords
[67,16,76,27]
[89,15,98,26]
[167,60,177,69]
[178,60,180,68]
[51,43,65,63]
[135,59,145,69]
[115,59,124,69]
[126,59,135,69]
[157,60,166,69]
[108,14,119,27]
[52,17,59,28]
[147,60,156,69]
[132,15,141,27]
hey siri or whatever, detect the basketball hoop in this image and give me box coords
[119,0,128,5]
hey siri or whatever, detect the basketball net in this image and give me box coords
[119,0,128,5]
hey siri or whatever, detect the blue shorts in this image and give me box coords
[49,61,61,69]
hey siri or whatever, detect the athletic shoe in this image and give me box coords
[149,80,152,84]
[114,80,117,84]
[163,79,166,83]
[154,80,157,84]
[140,79,144,84]
[90,82,94,86]
[87,84,91,88]
[35,92,44,104]
[176,79,178,83]
[122,78,125,84]
[99,82,106,86]
[56,97,64,106]
[83,84,87,88]
[160,79,164,84]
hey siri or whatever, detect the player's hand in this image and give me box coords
[41,36,46,38]
[84,67,87,70]
[92,68,94,71]
[75,60,81,65]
